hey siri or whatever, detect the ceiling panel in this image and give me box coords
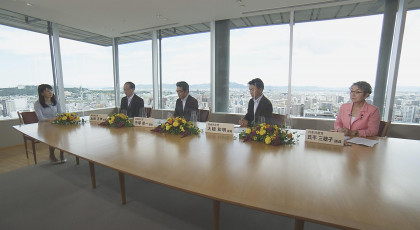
[1,0,420,46]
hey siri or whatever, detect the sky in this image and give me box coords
[0,10,419,90]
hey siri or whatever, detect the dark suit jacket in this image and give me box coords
[174,95,198,121]
[120,94,144,117]
[244,95,273,124]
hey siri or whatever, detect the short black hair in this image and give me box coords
[248,78,264,90]
[351,81,372,95]
[176,81,189,92]
[125,82,135,90]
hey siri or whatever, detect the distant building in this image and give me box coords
[403,106,416,123]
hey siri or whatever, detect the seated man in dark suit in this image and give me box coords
[120,82,144,117]
[239,78,273,127]
[174,81,198,121]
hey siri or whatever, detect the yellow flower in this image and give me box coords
[62,116,67,121]
[168,118,173,124]
[180,126,185,132]
[182,118,187,124]
[245,128,251,134]
[253,136,258,141]
[271,135,277,140]
[256,130,260,135]
[265,136,272,144]
[260,129,266,135]
[173,121,179,127]
[69,116,74,120]
[166,125,172,130]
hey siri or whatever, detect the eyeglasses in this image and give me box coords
[350,91,364,94]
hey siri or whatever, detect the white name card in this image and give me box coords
[133,117,155,127]
[206,122,234,135]
[305,129,344,146]
[89,114,108,123]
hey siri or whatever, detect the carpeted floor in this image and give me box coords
[0,157,338,230]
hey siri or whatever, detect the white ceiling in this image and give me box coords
[1,0,369,37]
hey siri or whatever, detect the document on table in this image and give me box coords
[346,137,379,147]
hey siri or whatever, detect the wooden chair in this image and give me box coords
[198,109,210,122]
[144,107,152,118]
[270,113,286,126]
[377,120,391,137]
[17,111,40,164]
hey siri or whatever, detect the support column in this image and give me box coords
[152,31,161,109]
[48,22,66,112]
[373,0,398,117]
[384,0,408,121]
[112,38,121,108]
[214,20,230,113]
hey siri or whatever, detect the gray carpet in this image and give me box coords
[0,156,338,230]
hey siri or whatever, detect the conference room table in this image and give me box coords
[13,121,420,230]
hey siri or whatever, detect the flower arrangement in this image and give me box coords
[99,113,133,128]
[151,116,200,137]
[239,123,297,145]
[52,112,83,125]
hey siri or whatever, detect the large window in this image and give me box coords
[394,9,420,124]
[293,15,382,118]
[119,40,153,107]
[161,32,211,111]
[60,38,114,113]
[230,25,290,114]
[0,25,52,120]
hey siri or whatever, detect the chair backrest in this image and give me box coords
[377,120,391,137]
[17,111,39,124]
[198,109,210,122]
[144,107,152,118]
[270,113,286,126]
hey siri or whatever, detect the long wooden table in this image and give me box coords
[13,121,420,230]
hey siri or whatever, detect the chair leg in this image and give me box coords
[31,139,37,164]
[23,136,29,159]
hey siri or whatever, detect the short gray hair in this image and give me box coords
[351,81,372,95]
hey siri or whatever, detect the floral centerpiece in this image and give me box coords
[52,112,83,125]
[239,123,297,145]
[151,116,200,137]
[99,113,133,128]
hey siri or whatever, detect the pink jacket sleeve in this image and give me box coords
[358,106,380,137]
[334,105,345,131]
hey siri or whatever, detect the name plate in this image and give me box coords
[133,117,155,127]
[206,122,234,135]
[305,129,344,146]
[89,114,108,122]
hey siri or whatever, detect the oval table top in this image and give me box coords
[14,121,420,230]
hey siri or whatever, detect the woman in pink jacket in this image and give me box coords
[334,81,380,137]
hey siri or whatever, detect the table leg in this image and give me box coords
[76,156,79,165]
[89,161,96,189]
[31,139,37,164]
[213,200,220,230]
[294,219,304,230]
[118,172,126,205]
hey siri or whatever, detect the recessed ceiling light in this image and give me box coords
[26,3,33,6]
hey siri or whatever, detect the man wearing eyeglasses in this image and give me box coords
[174,81,198,121]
